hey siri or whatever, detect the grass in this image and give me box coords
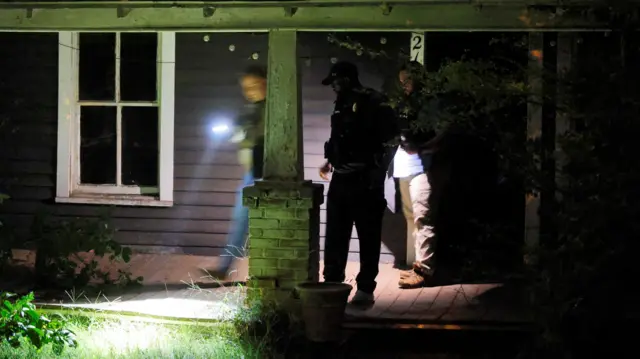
[0,262,287,359]
[0,312,273,359]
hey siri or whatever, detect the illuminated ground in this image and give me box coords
[28,261,528,327]
[2,252,530,358]
[45,286,245,320]
[3,250,530,325]
[0,313,270,359]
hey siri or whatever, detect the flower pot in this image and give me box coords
[296,282,353,342]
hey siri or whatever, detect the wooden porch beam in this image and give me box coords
[0,1,627,10]
[0,1,627,31]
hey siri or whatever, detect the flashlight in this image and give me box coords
[211,124,230,134]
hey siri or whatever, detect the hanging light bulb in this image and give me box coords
[203,35,210,42]
[380,37,387,44]
[228,44,236,52]
[252,52,259,60]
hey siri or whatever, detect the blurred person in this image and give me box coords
[202,65,267,278]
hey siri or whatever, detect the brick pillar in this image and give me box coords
[244,181,324,303]
[244,30,321,308]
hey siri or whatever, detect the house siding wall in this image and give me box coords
[0,32,407,263]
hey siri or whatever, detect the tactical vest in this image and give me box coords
[324,89,385,172]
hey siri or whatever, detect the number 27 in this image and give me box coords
[412,35,423,62]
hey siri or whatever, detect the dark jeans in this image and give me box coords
[323,171,387,294]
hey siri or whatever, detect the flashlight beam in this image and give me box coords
[36,304,227,327]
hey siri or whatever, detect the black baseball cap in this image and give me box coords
[321,61,359,86]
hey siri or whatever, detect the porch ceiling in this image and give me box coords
[0,1,628,32]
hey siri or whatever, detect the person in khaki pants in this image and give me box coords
[388,62,438,288]
[397,171,433,288]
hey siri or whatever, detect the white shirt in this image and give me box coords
[392,145,423,178]
[237,148,253,173]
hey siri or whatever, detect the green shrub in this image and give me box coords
[29,212,142,289]
[0,292,77,354]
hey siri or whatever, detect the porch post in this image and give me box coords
[555,33,574,198]
[401,31,427,265]
[524,32,543,264]
[262,29,304,182]
[243,29,323,305]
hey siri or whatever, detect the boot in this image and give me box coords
[399,262,421,278]
[398,265,432,289]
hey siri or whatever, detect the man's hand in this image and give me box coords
[230,129,247,144]
[319,161,332,181]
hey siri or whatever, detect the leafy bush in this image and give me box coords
[29,212,143,289]
[232,291,294,356]
[0,292,77,354]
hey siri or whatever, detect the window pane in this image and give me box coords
[79,33,116,101]
[121,107,159,187]
[120,33,158,102]
[80,106,117,184]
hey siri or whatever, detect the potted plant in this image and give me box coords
[295,282,353,342]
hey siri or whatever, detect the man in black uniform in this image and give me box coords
[319,62,396,307]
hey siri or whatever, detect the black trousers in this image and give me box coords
[323,171,387,294]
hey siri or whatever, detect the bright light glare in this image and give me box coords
[65,314,247,357]
[62,297,240,320]
[211,124,230,134]
[39,289,250,356]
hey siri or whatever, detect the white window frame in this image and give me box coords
[56,31,175,207]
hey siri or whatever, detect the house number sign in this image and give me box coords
[410,32,425,65]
